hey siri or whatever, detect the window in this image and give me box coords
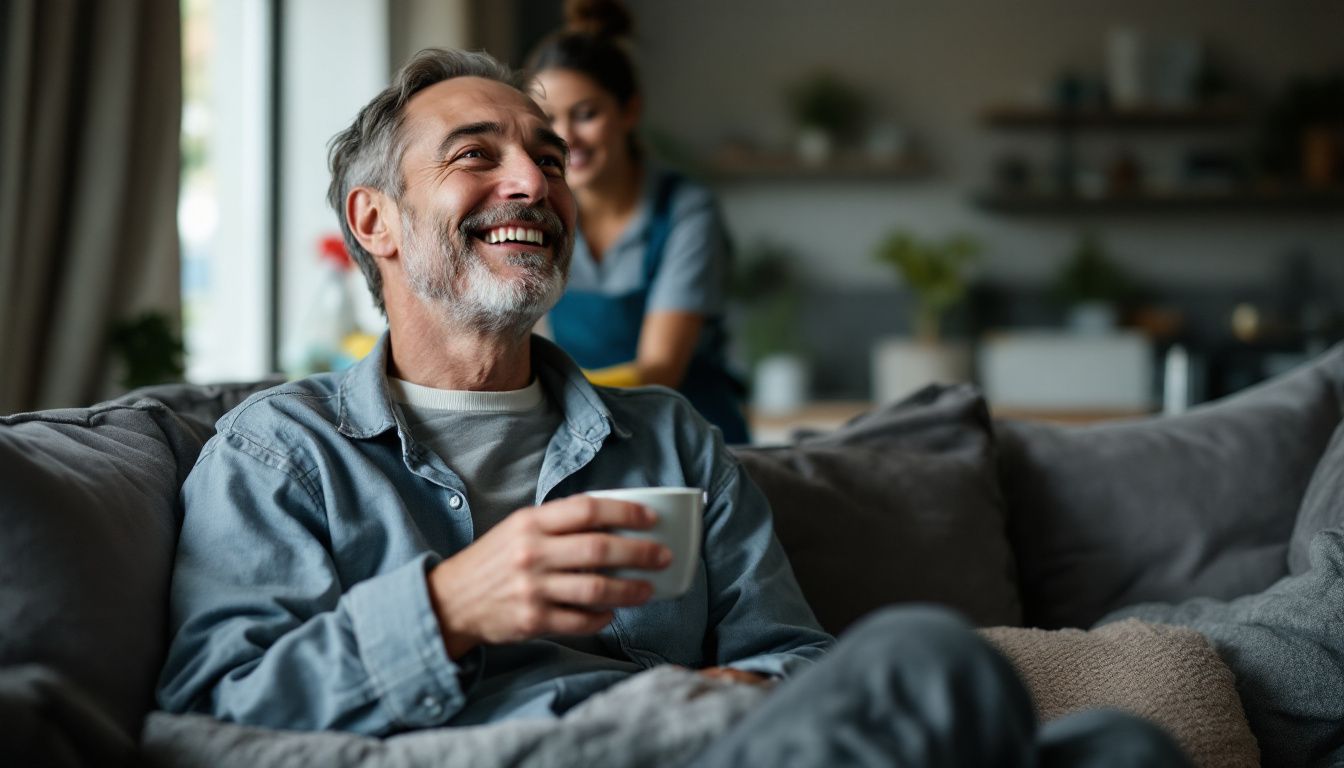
[179,0,273,382]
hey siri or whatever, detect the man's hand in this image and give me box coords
[426,495,670,659]
[699,667,773,687]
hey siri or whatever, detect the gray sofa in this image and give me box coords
[3,344,1342,767]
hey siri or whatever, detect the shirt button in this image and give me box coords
[421,695,442,715]
[448,494,463,510]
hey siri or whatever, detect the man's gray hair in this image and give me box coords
[327,49,522,314]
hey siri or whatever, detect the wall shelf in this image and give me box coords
[973,188,1344,214]
[707,152,930,182]
[980,104,1250,130]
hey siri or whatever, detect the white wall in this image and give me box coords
[626,0,1344,293]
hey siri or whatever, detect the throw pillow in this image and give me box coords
[997,343,1344,629]
[732,383,1021,635]
[981,620,1259,768]
[0,401,199,742]
[0,379,279,750]
[0,665,137,768]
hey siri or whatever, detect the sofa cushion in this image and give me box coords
[996,343,1344,629]
[120,378,286,435]
[0,380,278,749]
[981,619,1259,768]
[1103,526,1344,768]
[732,383,1021,635]
[1110,414,1344,766]
[0,665,137,768]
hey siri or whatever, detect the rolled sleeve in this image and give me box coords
[345,553,473,727]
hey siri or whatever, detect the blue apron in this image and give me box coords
[549,174,750,444]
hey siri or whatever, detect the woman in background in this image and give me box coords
[528,0,750,443]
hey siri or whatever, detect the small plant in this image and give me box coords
[108,311,186,389]
[1054,232,1134,306]
[730,240,804,365]
[785,71,867,141]
[874,231,980,342]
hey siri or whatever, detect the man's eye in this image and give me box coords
[538,156,566,174]
[457,149,487,161]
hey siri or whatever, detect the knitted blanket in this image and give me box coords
[141,666,769,768]
[144,620,1262,767]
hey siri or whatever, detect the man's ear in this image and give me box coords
[347,187,400,259]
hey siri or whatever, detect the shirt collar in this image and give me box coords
[336,332,400,439]
[335,331,631,443]
[531,335,633,443]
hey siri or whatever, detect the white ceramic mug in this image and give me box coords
[587,487,704,600]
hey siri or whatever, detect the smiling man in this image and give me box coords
[155,49,1190,768]
[156,47,827,735]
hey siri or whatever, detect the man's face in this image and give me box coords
[393,76,577,334]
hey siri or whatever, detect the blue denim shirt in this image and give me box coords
[157,334,831,735]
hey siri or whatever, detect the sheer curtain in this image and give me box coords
[0,0,182,412]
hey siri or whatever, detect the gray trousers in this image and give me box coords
[693,606,1192,768]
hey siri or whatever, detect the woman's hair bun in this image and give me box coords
[564,0,633,38]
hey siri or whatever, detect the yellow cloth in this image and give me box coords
[341,332,378,362]
[584,362,642,388]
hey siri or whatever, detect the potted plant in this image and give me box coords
[785,71,867,164]
[729,241,809,413]
[870,230,980,404]
[874,230,980,342]
[108,311,186,390]
[1053,231,1135,334]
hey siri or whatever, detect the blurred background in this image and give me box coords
[3,0,1342,436]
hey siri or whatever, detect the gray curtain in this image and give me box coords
[0,0,182,412]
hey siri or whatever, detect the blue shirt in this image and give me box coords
[157,334,831,735]
[565,168,726,317]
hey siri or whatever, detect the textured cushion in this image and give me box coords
[981,619,1259,768]
[997,344,1344,629]
[732,384,1021,634]
[0,380,278,751]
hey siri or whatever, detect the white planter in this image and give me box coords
[871,338,971,405]
[752,354,810,414]
[1066,301,1118,335]
[977,331,1153,410]
[795,128,833,166]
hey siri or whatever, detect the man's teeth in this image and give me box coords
[484,227,545,245]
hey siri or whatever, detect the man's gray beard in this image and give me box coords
[401,205,572,337]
